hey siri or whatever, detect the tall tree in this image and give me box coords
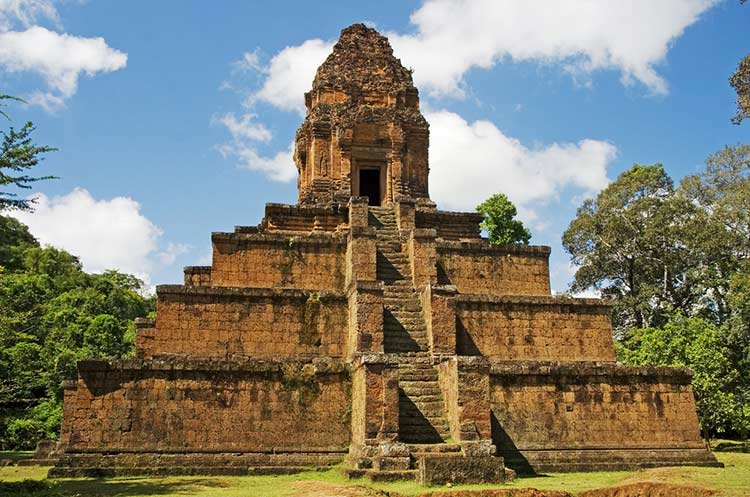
[476,193,531,244]
[0,95,56,211]
[730,0,749,124]
[562,164,702,333]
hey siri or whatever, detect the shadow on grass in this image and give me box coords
[0,451,34,462]
[713,441,750,453]
[1,477,233,496]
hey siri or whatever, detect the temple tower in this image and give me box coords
[294,24,429,206]
[50,23,719,484]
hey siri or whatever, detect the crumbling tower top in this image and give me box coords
[294,24,430,206]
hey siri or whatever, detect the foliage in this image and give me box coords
[0,95,57,211]
[476,193,531,244]
[562,164,704,332]
[619,315,748,436]
[0,215,153,450]
[731,0,749,124]
[565,145,750,437]
[732,54,750,125]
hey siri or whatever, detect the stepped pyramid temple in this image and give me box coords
[51,24,719,484]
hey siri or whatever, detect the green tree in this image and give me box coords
[476,193,531,244]
[678,144,750,322]
[0,95,56,211]
[731,54,750,125]
[619,315,749,438]
[731,1,749,124]
[562,164,704,332]
[0,215,153,449]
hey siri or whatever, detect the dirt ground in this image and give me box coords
[290,481,718,497]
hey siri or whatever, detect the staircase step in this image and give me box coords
[407,444,462,454]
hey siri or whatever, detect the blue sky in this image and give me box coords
[2,0,748,292]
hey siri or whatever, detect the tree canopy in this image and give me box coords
[0,215,154,450]
[565,144,750,437]
[476,193,531,244]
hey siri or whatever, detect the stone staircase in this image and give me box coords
[368,206,451,445]
[369,206,428,354]
[398,360,452,443]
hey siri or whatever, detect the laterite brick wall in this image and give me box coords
[456,296,614,361]
[211,233,346,290]
[437,243,551,296]
[490,363,706,452]
[60,359,351,453]
[146,286,348,359]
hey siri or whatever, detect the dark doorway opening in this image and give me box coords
[359,169,381,206]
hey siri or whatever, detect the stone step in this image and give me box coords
[399,419,451,432]
[398,431,449,444]
[407,444,462,454]
[399,379,440,388]
[366,469,418,482]
[400,389,442,399]
[399,371,439,381]
[384,330,427,338]
[399,419,450,431]
[383,286,416,292]
[400,403,445,416]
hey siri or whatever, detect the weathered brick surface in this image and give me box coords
[211,232,346,290]
[261,203,348,233]
[490,362,706,453]
[422,285,457,354]
[437,242,551,296]
[346,226,377,286]
[455,296,614,361]
[416,210,483,240]
[148,286,348,358]
[408,229,438,289]
[184,266,211,286]
[59,358,351,454]
[347,281,384,355]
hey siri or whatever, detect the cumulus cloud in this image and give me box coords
[11,188,186,282]
[0,0,58,30]
[388,0,718,97]
[219,1,715,183]
[425,110,615,213]
[0,26,127,110]
[0,2,127,110]
[250,39,333,115]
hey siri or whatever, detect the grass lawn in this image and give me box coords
[0,451,748,497]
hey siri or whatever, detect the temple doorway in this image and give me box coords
[359,168,381,206]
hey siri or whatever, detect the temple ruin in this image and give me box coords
[50,24,719,485]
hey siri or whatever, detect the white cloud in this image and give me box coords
[218,139,296,182]
[214,110,296,182]
[220,1,715,183]
[158,242,191,266]
[10,188,185,282]
[0,0,58,31]
[250,38,333,115]
[388,0,718,97]
[214,112,272,142]
[0,26,127,110]
[425,110,615,214]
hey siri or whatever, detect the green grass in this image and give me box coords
[0,452,748,497]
